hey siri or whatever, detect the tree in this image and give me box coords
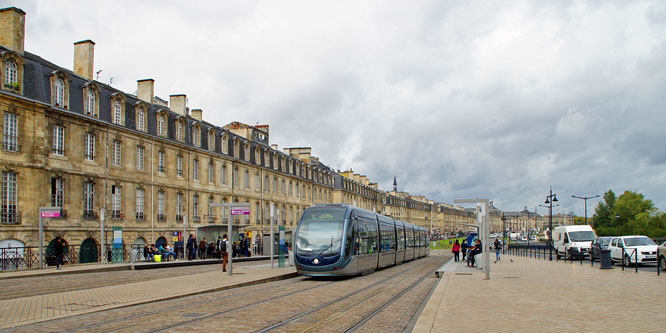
[591,190,616,230]
[592,189,665,238]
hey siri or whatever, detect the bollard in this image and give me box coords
[635,249,638,273]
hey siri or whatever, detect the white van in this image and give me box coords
[552,225,596,259]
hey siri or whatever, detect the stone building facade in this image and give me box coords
[0,7,475,253]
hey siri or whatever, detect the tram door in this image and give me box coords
[355,216,378,274]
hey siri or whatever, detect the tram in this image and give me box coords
[294,204,429,277]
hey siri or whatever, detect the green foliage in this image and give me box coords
[592,189,664,238]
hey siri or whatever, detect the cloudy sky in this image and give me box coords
[7,0,666,214]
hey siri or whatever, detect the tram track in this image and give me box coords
[7,253,450,332]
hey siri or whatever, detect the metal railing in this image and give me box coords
[0,243,187,271]
[1,210,21,225]
[507,243,663,276]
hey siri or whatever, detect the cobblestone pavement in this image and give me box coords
[415,254,666,332]
[4,253,451,332]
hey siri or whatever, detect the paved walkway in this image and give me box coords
[415,254,665,332]
[0,263,296,329]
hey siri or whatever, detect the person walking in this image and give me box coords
[199,237,207,260]
[186,234,196,260]
[54,236,65,270]
[219,234,228,272]
[452,239,461,262]
[461,239,468,261]
[494,238,502,263]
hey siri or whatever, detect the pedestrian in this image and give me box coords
[494,238,502,263]
[54,235,65,270]
[219,234,228,272]
[186,234,196,260]
[199,237,207,260]
[452,239,461,262]
[216,236,222,258]
[461,239,468,261]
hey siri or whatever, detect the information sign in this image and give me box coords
[40,209,60,218]
[231,207,250,215]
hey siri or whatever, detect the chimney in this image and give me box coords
[169,94,187,116]
[271,144,278,151]
[0,7,26,54]
[73,39,95,80]
[191,109,202,121]
[137,79,154,103]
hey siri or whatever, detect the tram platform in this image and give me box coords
[0,260,297,329]
[414,254,666,332]
[0,255,284,280]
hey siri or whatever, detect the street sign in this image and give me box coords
[40,209,60,218]
[231,207,250,215]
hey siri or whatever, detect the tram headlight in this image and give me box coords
[313,258,319,264]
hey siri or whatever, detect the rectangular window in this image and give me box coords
[3,112,18,152]
[193,195,199,220]
[273,177,278,194]
[1,171,18,224]
[52,125,65,155]
[208,196,214,222]
[51,178,64,207]
[177,124,183,141]
[84,133,95,161]
[136,188,144,220]
[112,140,121,166]
[281,180,285,195]
[221,136,227,154]
[83,182,94,216]
[233,167,238,188]
[157,191,165,220]
[244,169,249,189]
[176,192,183,218]
[296,182,299,198]
[289,181,293,196]
[193,159,199,180]
[255,173,260,191]
[221,164,227,185]
[111,185,122,218]
[264,176,269,193]
[158,151,165,173]
[177,155,183,177]
[136,145,144,170]
[208,162,214,183]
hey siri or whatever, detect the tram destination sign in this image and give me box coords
[231,207,250,215]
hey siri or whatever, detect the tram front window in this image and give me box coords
[296,208,345,256]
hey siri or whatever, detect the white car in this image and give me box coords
[608,236,658,266]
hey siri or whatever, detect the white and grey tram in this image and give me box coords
[294,204,430,277]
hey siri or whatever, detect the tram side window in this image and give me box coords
[346,220,357,256]
[363,219,378,254]
[397,227,405,251]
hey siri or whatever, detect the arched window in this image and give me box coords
[54,78,65,107]
[86,90,96,116]
[4,60,17,85]
[112,100,121,124]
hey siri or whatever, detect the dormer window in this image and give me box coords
[86,90,96,116]
[82,82,100,118]
[112,100,121,124]
[208,130,215,151]
[158,116,165,136]
[4,60,17,86]
[54,78,65,107]
[221,135,228,154]
[176,122,183,141]
[244,143,250,161]
[192,125,200,147]
[137,107,145,131]
[2,52,24,94]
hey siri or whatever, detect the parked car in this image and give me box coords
[658,242,666,272]
[590,236,613,261]
[608,236,658,266]
[553,225,596,259]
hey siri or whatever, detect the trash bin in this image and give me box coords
[600,249,612,269]
[130,249,137,263]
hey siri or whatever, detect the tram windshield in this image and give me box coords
[296,207,346,256]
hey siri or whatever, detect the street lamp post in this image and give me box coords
[501,213,507,254]
[572,194,599,225]
[545,187,558,261]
